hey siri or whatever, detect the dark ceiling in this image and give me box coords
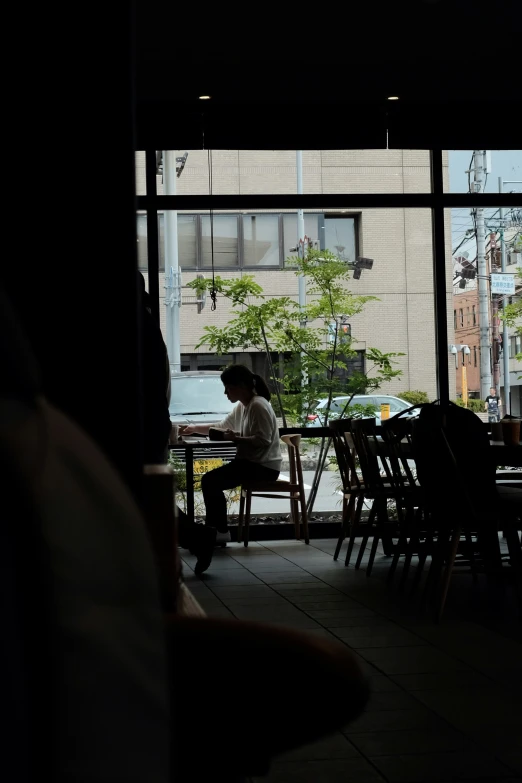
[135,0,521,149]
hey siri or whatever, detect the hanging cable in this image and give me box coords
[207,148,217,310]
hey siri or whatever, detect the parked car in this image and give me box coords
[306,394,421,426]
[169,371,235,426]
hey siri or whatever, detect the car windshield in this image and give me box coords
[169,376,235,416]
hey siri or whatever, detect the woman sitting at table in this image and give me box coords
[181,365,282,567]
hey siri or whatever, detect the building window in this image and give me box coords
[324,216,357,263]
[454,310,457,329]
[177,215,198,270]
[201,215,239,268]
[472,305,476,325]
[145,212,359,271]
[516,335,521,356]
[243,214,281,267]
[474,345,477,367]
[466,306,470,326]
[283,213,322,261]
[136,213,148,271]
[459,309,464,328]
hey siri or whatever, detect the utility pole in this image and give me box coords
[498,176,511,414]
[296,150,306,323]
[490,232,501,394]
[473,150,492,398]
[164,150,182,373]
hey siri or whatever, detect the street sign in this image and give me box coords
[491,273,515,295]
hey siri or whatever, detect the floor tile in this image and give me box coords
[370,751,514,782]
[312,615,385,628]
[221,596,291,607]
[356,646,469,675]
[253,758,386,782]
[198,572,263,586]
[464,724,522,754]
[207,584,276,595]
[390,670,496,691]
[413,688,521,730]
[335,629,427,649]
[497,752,522,775]
[344,707,448,734]
[367,675,402,693]
[275,732,361,761]
[349,727,475,756]
[302,603,379,615]
[271,583,341,593]
[257,573,321,584]
[366,690,427,711]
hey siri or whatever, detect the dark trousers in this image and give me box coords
[201,459,279,532]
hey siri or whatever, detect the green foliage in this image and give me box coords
[188,248,404,426]
[397,390,430,405]
[453,398,485,413]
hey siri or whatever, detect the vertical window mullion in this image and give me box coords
[278,214,284,267]
[430,149,450,405]
[145,149,160,324]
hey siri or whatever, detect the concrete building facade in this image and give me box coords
[136,150,457,400]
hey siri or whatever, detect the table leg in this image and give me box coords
[186,446,195,523]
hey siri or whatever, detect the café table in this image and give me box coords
[169,437,236,522]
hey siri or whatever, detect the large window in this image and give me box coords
[201,215,239,268]
[137,213,197,271]
[143,212,359,271]
[243,215,280,267]
[324,216,357,263]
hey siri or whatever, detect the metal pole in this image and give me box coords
[164,150,181,373]
[499,176,511,414]
[296,150,306,321]
[430,150,450,404]
[474,150,492,399]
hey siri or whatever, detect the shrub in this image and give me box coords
[397,390,430,406]
[453,398,485,413]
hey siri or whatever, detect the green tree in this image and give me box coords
[189,247,404,513]
[189,248,403,426]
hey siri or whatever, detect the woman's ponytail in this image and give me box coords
[252,373,271,401]
[220,364,271,402]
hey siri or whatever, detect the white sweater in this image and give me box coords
[218,395,282,471]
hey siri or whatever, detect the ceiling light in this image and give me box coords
[387,96,399,101]
[199,95,211,100]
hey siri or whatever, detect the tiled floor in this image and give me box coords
[181,538,522,783]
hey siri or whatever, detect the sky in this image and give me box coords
[448,150,522,258]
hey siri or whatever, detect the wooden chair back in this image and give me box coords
[329,419,361,493]
[350,418,389,497]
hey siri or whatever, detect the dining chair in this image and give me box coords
[412,403,522,621]
[347,418,408,576]
[379,416,425,587]
[329,419,366,565]
[237,434,309,546]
